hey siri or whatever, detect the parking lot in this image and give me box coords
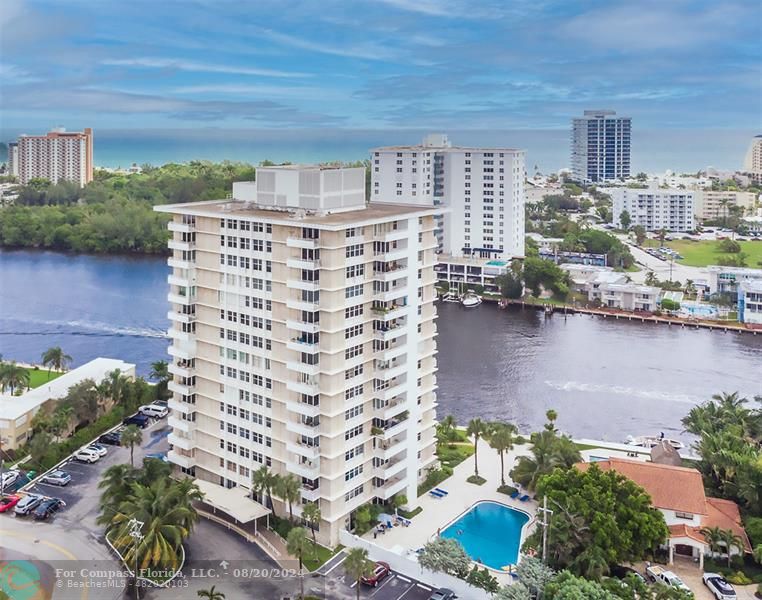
[319,552,436,600]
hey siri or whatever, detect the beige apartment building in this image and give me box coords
[694,190,759,221]
[15,127,94,186]
[156,165,442,546]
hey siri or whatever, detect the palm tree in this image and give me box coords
[544,410,558,432]
[150,360,170,399]
[0,362,30,394]
[436,415,457,446]
[121,425,143,467]
[252,466,278,518]
[50,407,73,442]
[99,464,137,513]
[718,529,744,568]
[286,527,313,600]
[302,501,321,543]
[344,547,372,600]
[41,346,72,375]
[197,586,225,600]
[106,478,200,572]
[276,474,301,522]
[511,429,581,492]
[701,526,723,559]
[466,418,489,478]
[488,423,518,486]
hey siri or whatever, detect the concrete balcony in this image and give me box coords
[378,474,407,500]
[379,417,409,440]
[373,267,408,283]
[373,286,408,303]
[168,380,194,397]
[168,344,194,361]
[286,297,321,312]
[373,325,406,343]
[374,342,407,363]
[285,399,321,419]
[168,362,192,379]
[167,274,190,287]
[168,397,193,415]
[286,257,321,270]
[286,440,320,460]
[374,248,407,262]
[168,221,193,233]
[286,337,320,354]
[286,418,321,437]
[168,432,194,451]
[168,257,193,270]
[377,456,406,479]
[286,319,320,335]
[375,361,407,381]
[168,239,195,252]
[168,449,196,469]
[300,484,321,502]
[286,360,320,377]
[168,415,196,433]
[381,398,409,421]
[375,229,408,243]
[167,310,196,324]
[168,327,193,342]
[287,279,320,292]
[374,382,406,403]
[286,379,320,395]
[288,458,320,480]
[167,291,192,305]
[287,237,319,249]
[371,304,408,322]
[376,435,406,460]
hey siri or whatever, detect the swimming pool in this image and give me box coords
[679,302,718,318]
[440,501,531,570]
[486,260,508,267]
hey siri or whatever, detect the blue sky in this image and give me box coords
[1,0,760,131]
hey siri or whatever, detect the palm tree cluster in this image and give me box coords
[250,466,303,523]
[700,526,746,568]
[98,461,201,573]
[510,410,582,492]
[0,360,30,394]
[41,346,73,375]
[463,418,526,486]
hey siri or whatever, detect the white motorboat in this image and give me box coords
[625,435,685,450]
[461,293,482,308]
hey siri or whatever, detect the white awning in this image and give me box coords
[194,479,270,523]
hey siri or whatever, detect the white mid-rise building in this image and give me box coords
[7,142,19,178]
[611,187,695,232]
[571,110,631,184]
[15,127,93,186]
[738,280,762,325]
[155,165,442,546]
[371,134,526,259]
[707,266,762,296]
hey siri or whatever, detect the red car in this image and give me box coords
[361,561,390,587]
[0,495,21,513]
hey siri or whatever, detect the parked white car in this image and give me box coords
[0,470,19,489]
[74,448,100,463]
[139,404,169,418]
[646,565,692,595]
[702,573,736,599]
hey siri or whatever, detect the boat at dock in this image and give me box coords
[461,293,482,308]
[625,435,684,450]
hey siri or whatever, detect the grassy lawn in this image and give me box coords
[437,442,475,470]
[643,239,762,268]
[24,368,63,389]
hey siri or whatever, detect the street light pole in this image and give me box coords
[537,495,554,564]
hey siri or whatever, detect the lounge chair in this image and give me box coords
[510,490,520,499]
[519,494,530,502]
[434,487,449,496]
[429,490,444,498]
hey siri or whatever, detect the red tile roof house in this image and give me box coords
[577,458,752,570]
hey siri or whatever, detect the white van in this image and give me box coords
[139,404,169,419]
[74,448,100,463]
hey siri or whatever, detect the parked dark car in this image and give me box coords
[429,589,456,600]
[33,498,65,520]
[122,414,149,429]
[98,431,122,445]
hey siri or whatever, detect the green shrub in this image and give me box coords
[497,485,518,496]
[417,467,452,496]
[398,506,422,519]
[727,571,752,585]
[745,516,762,547]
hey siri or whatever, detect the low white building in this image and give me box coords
[738,280,762,325]
[610,187,695,232]
[595,282,660,311]
[434,255,511,294]
[560,264,625,294]
[707,265,762,296]
[0,357,136,450]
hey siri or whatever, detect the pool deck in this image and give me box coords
[365,439,538,584]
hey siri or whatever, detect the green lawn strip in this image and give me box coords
[640,239,762,268]
[269,516,340,571]
[398,506,423,519]
[24,368,63,389]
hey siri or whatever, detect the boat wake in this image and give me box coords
[544,380,701,405]
[0,317,168,339]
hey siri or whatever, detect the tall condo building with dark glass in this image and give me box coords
[571,110,631,183]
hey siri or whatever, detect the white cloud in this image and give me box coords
[101,58,310,78]
[171,83,339,98]
[255,28,397,61]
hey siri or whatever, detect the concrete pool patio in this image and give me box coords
[363,438,538,584]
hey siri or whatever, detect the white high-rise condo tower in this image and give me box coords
[571,110,631,184]
[156,165,443,546]
[743,135,762,174]
[14,128,93,187]
[370,134,526,260]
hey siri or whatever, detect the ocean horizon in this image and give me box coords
[2,127,758,174]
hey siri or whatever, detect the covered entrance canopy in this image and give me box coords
[194,479,271,525]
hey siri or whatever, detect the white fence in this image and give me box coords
[338,530,490,600]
